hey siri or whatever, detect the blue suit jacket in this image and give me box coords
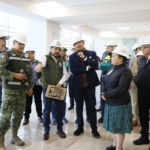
[69,50,100,90]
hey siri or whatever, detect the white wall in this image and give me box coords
[25,19,47,60]
[93,37,122,58]
[25,19,60,60]
[46,21,60,54]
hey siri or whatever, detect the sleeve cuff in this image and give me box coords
[9,73,15,81]
[86,66,89,71]
[104,92,109,100]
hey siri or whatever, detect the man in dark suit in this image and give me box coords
[69,36,100,139]
[23,47,43,125]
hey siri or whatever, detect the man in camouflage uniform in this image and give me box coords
[0,32,34,150]
[0,31,10,106]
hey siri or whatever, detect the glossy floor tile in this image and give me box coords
[3,98,150,150]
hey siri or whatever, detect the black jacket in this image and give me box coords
[134,56,150,93]
[35,60,42,79]
[102,63,132,106]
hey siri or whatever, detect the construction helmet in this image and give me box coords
[107,40,118,47]
[50,39,62,48]
[132,43,141,51]
[62,45,67,51]
[112,45,130,59]
[103,40,110,47]
[13,32,27,44]
[142,36,150,45]
[72,36,85,46]
[26,47,35,53]
[0,31,10,40]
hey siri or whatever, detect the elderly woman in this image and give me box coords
[102,45,133,150]
[130,51,143,127]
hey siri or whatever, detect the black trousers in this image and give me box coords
[69,75,74,106]
[74,87,97,130]
[138,91,150,136]
[24,85,43,119]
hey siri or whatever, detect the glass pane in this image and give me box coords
[0,11,6,26]
[9,14,25,29]
[0,26,6,31]
[62,29,72,38]
[72,31,80,37]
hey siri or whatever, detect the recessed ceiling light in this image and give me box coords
[118,27,130,30]
[39,1,63,8]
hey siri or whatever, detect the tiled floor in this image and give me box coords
[3,100,150,150]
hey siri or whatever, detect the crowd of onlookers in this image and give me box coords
[0,31,150,150]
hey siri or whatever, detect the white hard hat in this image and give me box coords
[26,47,35,53]
[132,43,141,51]
[142,36,150,45]
[0,31,10,40]
[112,45,130,59]
[137,51,143,57]
[104,40,109,47]
[107,40,118,47]
[50,39,62,48]
[72,36,85,46]
[13,32,27,44]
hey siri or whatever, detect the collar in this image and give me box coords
[114,63,125,69]
[49,52,60,63]
[32,60,36,63]
[144,55,150,60]
[11,48,26,57]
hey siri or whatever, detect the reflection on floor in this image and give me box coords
[4,101,150,150]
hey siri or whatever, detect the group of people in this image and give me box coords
[0,30,150,150]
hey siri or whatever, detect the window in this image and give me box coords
[60,28,93,55]
[122,38,136,58]
[0,11,25,49]
[0,11,6,32]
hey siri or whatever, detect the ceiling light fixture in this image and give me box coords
[39,1,63,8]
[118,27,130,30]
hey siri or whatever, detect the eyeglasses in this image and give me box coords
[141,46,149,49]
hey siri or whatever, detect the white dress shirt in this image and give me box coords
[40,55,68,86]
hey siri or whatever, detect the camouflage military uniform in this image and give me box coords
[0,48,34,149]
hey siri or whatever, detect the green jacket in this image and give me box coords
[100,55,113,73]
[0,48,34,91]
[42,53,64,89]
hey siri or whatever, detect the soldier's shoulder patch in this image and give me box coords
[0,54,5,59]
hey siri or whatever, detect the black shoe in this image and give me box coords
[68,105,74,110]
[75,119,78,124]
[98,116,103,123]
[149,147,150,150]
[74,128,84,136]
[86,117,90,124]
[96,108,101,112]
[133,136,149,145]
[91,130,100,139]
[106,145,116,150]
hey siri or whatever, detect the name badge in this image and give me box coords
[107,68,114,75]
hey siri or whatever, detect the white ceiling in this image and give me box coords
[30,0,126,7]
[1,0,150,37]
[90,22,150,32]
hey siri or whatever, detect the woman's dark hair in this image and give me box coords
[118,55,127,63]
